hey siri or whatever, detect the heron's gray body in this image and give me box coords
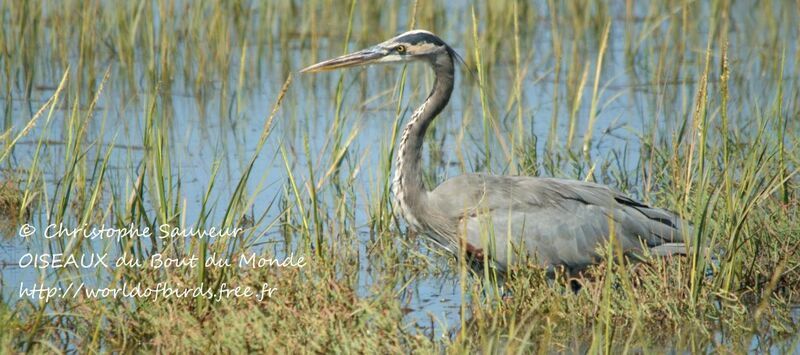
[302,30,691,274]
[424,174,688,272]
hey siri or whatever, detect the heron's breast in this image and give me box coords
[391,177,423,231]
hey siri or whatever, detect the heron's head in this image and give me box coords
[300,30,454,73]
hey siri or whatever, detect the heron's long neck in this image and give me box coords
[393,54,454,225]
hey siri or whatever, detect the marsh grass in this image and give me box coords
[1,0,799,353]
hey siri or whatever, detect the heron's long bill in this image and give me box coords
[300,48,386,73]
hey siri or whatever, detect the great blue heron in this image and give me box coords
[301,30,690,275]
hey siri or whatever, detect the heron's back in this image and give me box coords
[422,174,690,272]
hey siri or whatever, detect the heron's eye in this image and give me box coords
[395,45,407,54]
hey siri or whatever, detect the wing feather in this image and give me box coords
[428,174,690,272]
